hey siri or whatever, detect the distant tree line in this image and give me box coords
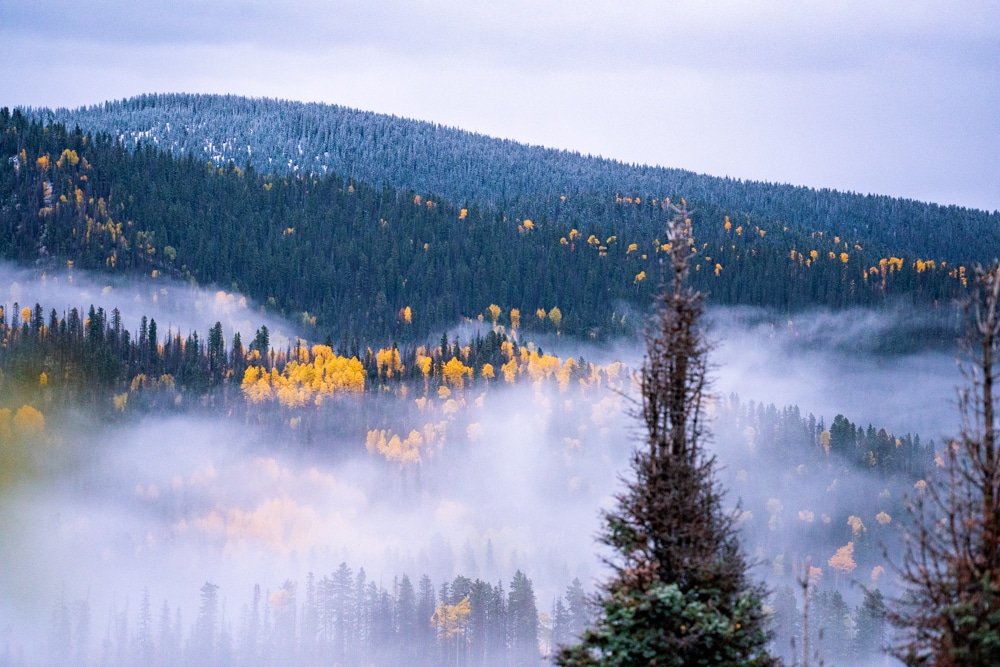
[44,565,589,667]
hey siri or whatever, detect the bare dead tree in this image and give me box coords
[890,261,1000,665]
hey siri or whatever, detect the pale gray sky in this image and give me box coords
[1,0,997,211]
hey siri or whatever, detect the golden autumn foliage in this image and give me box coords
[56,149,80,167]
[487,304,501,326]
[501,359,518,384]
[366,428,426,464]
[242,347,364,406]
[432,598,471,638]
[417,354,433,377]
[12,405,45,437]
[376,347,403,374]
[828,541,857,575]
[440,357,472,389]
[548,307,562,330]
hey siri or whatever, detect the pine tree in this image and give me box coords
[508,570,540,665]
[555,203,775,667]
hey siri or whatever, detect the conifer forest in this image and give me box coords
[1,94,998,666]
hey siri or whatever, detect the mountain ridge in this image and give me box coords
[24,93,999,267]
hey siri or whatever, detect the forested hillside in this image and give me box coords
[0,292,932,666]
[29,93,1000,265]
[0,109,973,345]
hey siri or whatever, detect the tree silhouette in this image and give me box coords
[555,203,775,667]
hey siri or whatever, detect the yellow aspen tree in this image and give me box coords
[828,542,857,576]
[442,357,472,389]
[487,304,501,327]
[548,307,563,331]
[432,598,471,639]
[501,359,518,383]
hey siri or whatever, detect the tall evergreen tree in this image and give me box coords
[508,570,540,666]
[556,203,775,667]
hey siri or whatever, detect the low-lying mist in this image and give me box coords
[0,262,300,350]
[0,264,966,665]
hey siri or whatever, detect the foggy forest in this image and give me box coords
[0,97,996,666]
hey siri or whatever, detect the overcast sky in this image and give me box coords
[1,0,997,211]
